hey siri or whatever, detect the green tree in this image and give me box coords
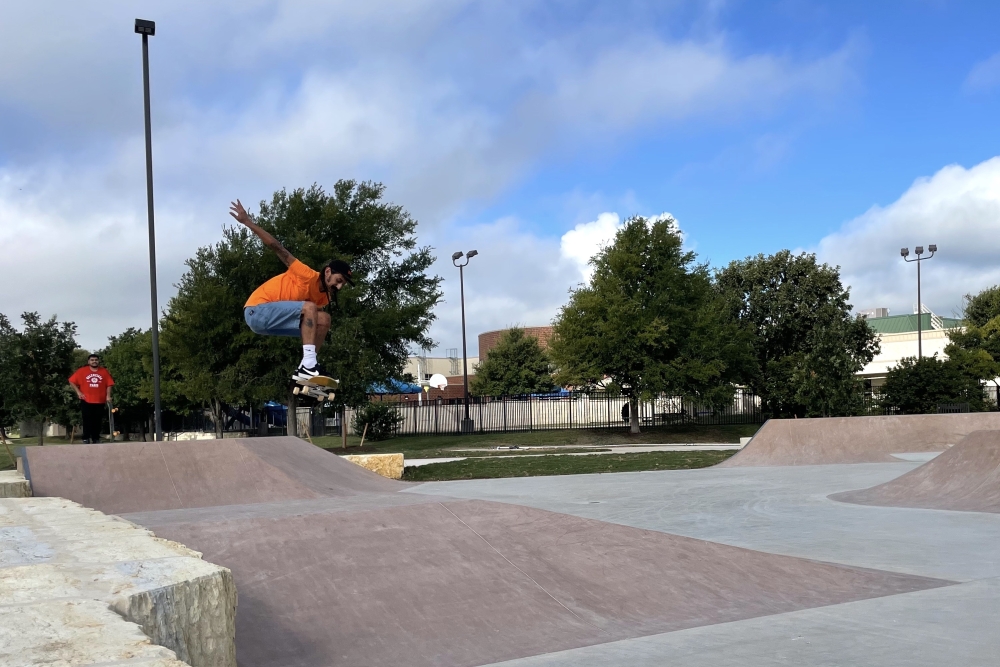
[946,286,1000,393]
[550,215,747,433]
[100,328,155,440]
[471,328,554,396]
[715,251,879,418]
[0,315,19,443]
[161,180,441,432]
[880,355,988,414]
[4,313,79,445]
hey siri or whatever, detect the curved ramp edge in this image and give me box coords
[831,430,1000,513]
[721,413,1000,467]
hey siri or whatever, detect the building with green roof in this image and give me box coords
[859,309,964,384]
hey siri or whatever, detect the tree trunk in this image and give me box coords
[212,399,224,439]
[288,388,299,438]
[38,418,45,446]
[629,397,640,434]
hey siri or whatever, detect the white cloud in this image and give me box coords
[559,212,624,283]
[816,157,1000,319]
[964,52,1000,93]
[0,3,863,351]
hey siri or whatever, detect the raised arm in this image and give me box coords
[230,199,295,267]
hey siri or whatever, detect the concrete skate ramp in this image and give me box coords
[721,413,1000,467]
[832,430,1000,513]
[23,436,401,514]
[134,498,947,667]
[27,437,953,666]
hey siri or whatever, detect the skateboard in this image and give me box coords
[293,375,339,401]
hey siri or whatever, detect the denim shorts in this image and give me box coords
[244,302,304,337]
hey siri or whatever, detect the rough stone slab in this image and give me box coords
[0,497,236,667]
[343,453,404,479]
[0,598,189,667]
[0,469,31,498]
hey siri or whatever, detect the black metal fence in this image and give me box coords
[380,389,762,437]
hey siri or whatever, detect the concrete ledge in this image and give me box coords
[0,497,237,667]
[0,469,31,498]
[343,453,405,479]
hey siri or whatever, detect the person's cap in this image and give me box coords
[327,259,355,286]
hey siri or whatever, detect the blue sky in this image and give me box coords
[2,1,1000,354]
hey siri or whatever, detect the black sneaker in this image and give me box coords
[292,364,321,383]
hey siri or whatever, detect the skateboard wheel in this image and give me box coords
[293,387,301,395]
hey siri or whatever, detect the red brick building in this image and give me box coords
[478,326,555,361]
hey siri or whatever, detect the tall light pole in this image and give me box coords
[135,18,163,442]
[452,250,478,433]
[900,244,937,359]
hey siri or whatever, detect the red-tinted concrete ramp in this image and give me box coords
[832,430,1000,513]
[137,498,947,667]
[23,437,401,514]
[722,413,1000,467]
[24,437,953,667]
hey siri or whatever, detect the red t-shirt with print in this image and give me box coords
[69,367,115,404]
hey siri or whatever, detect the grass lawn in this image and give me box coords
[314,423,760,460]
[402,449,736,481]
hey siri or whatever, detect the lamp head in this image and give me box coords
[900,248,909,257]
[915,246,924,255]
[466,249,478,259]
[134,18,155,35]
[928,244,937,253]
[451,251,464,261]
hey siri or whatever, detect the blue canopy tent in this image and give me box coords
[369,378,423,395]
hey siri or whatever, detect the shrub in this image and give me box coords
[880,355,988,414]
[352,402,404,440]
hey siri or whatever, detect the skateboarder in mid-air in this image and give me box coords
[231,199,354,383]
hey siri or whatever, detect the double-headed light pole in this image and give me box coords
[452,250,478,433]
[135,18,163,442]
[900,244,937,359]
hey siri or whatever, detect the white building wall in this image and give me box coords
[404,356,480,382]
[860,329,954,382]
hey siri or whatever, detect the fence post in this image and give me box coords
[529,396,533,432]
[503,395,507,432]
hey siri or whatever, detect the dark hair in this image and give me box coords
[88,354,100,360]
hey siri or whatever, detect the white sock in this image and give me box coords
[301,345,317,368]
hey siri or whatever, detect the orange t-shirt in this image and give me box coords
[69,367,115,404]
[245,260,330,308]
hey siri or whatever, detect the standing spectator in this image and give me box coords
[68,354,114,444]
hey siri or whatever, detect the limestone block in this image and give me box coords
[344,453,404,479]
[0,598,189,667]
[0,498,237,667]
[0,470,31,498]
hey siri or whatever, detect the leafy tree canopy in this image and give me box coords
[0,315,19,438]
[0,312,79,444]
[550,215,747,433]
[161,181,442,423]
[99,328,154,440]
[960,285,1000,328]
[715,250,879,418]
[470,327,553,396]
[880,355,989,414]
[946,285,1000,385]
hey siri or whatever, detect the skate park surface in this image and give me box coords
[19,414,1000,667]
